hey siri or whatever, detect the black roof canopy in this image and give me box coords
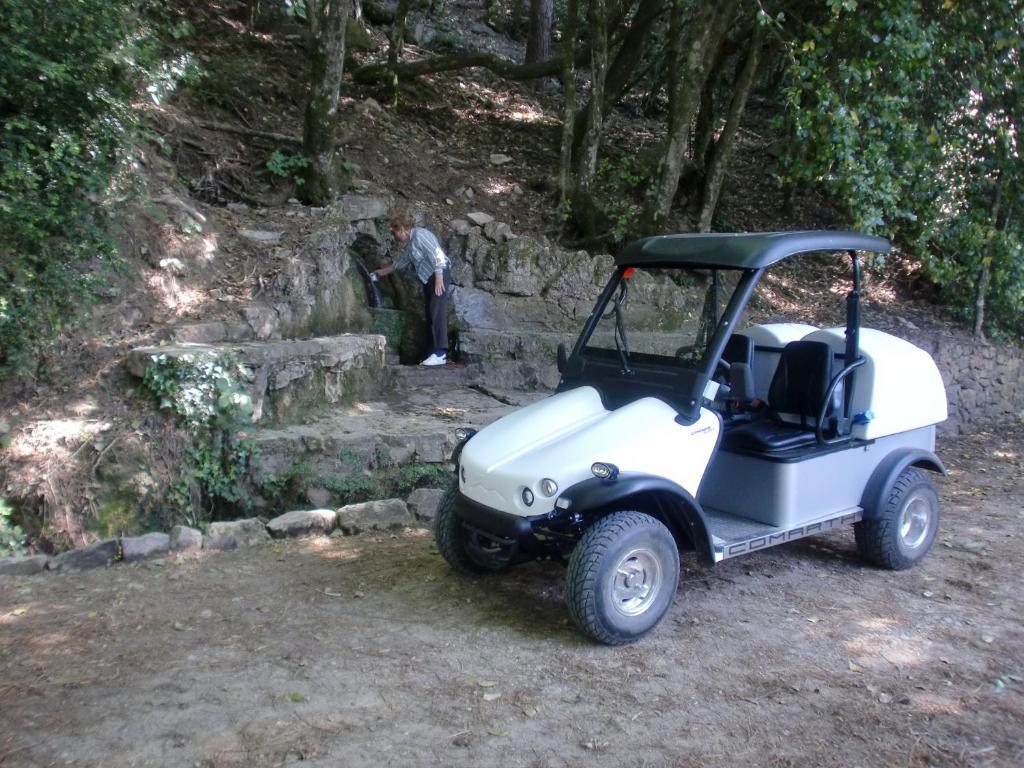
[618,231,891,270]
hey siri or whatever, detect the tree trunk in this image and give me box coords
[387,0,413,105]
[572,0,610,234]
[697,25,764,232]
[512,0,529,38]
[525,0,553,64]
[247,1,260,31]
[558,0,579,208]
[691,46,729,178]
[640,0,737,233]
[974,175,1005,338]
[570,0,667,156]
[299,0,350,205]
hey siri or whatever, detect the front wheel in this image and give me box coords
[855,468,940,570]
[566,511,680,645]
[433,481,515,574]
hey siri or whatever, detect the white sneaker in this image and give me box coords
[421,353,447,366]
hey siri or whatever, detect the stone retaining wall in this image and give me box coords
[925,336,1024,436]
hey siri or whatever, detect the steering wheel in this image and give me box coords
[676,345,730,378]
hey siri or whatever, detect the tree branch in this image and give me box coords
[351,48,590,84]
[192,119,301,145]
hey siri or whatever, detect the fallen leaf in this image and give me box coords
[487,729,508,737]
[287,692,307,703]
[12,607,27,616]
[806,616,820,624]
[520,705,538,718]
[478,680,498,688]
[483,692,501,702]
[848,662,864,673]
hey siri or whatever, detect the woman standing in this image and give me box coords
[371,212,452,366]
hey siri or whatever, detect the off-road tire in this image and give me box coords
[855,468,940,570]
[433,481,511,574]
[566,511,680,645]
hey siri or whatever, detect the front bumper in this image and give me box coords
[455,491,566,542]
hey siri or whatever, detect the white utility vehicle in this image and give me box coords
[435,232,947,644]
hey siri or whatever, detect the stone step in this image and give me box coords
[392,360,483,388]
[246,384,543,511]
[127,335,392,426]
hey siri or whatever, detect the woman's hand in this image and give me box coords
[434,273,446,296]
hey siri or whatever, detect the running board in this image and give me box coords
[707,507,863,563]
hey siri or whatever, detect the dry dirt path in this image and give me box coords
[2,428,1022,768]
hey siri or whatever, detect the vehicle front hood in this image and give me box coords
[458,386,720,517]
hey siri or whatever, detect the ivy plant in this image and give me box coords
[142,352,256,526]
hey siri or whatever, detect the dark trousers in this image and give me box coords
[423,269,451,355]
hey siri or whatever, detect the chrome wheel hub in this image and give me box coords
[611,548,662,617]
[900,494,931,550]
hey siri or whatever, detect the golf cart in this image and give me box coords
[434,232,947,645]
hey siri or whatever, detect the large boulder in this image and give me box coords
[204,519,270,550]
[0,555,49,576]
[336,499,412,535]
[49,539,120,571]
[169,525,203,552]
[121,532,170,563]
[267,509,337,538]
[406,488,446,522]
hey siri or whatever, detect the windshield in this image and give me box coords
[582,267,742,371]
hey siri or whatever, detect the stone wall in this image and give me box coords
[922,336,1024,436]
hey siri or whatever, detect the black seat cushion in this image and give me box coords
[722,419,818,453]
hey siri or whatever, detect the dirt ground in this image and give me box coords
[2,426,1022,768]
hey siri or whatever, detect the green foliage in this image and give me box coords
[393,463,452,496]
[91,495,142,539]
[0,498,27,557]
[322,473,381,506]
[266,150,311,185]
[586,155,647,243]
[780,0,1024,336]
[260,461,312,505]
[0,0,163,376]
[141,352,255,527]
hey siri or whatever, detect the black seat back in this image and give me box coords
[768,340,833,422]
[722,334,754,367]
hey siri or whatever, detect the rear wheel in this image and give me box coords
[566,511,680,645]
[855,468,939,570]
[433,481,515,574]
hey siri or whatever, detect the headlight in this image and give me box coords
[540,478,558,497]
[521,488,534,506]
[591,462,619,480]
[454,427,477,443]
